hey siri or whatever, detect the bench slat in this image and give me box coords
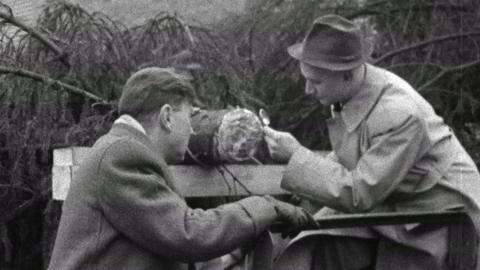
[52,147,289,200]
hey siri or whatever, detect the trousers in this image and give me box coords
[274,235,378,270]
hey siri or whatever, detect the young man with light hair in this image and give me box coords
[48,67,314,270]
[265,14,480,270]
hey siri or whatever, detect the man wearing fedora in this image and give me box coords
[48,67,316,270]
[265,14,480,269]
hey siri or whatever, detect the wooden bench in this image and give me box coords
[52,147,288,200]
[52,147,468,226]
[52,147,472,269]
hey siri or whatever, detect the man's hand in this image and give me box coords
[265,196,318,238]
[263,126,302,163]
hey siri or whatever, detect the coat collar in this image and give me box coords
[110,123,152,146]
[337,64,389,132]
[113,114,147,135]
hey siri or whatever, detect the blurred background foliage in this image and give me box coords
[0,0,480,268]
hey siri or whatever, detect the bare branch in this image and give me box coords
[0,184,34,195]
[175,16,196,45]
[374,32,480,64]
[0,188,51,224]
[347,3,470,20]
[0,224,12,263]
[0,3,69,67]
[422,88,480,106]
[0,66,107,102]
[418,59,480,92]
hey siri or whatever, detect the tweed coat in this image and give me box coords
[276,64,480,270]
[48,123,278,270]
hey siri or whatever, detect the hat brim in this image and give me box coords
[287,43,366,71]
[191,96,206,108]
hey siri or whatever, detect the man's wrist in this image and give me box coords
[238,196,279,236]
[286,142,301,161]
[288,145,311,164]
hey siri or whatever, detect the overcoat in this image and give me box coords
[276,64,480,270]
[48,123,278,270]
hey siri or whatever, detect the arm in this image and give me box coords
[282,114,431,213]
[96,139,278,262]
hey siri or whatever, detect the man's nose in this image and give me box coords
[305,80,315,95]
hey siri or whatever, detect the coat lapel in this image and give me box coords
[340,64,388,133]
[326,65,390,169]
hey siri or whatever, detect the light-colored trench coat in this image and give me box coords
[275,64,480,270]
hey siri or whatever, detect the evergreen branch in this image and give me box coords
[0,66,107,102]
[0,3,69,67]
[418,59,480,92]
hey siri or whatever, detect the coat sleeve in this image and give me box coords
[281,113,431,213]
[96,139,278,262]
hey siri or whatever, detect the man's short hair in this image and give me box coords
[118,67,195,118]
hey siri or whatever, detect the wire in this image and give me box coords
[220,164,255,196]
[185,147,209,168]
[215,166,233,196]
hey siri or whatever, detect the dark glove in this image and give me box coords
[288,194,303,206]
[265,196,318,238]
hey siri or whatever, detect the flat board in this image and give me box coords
[52,147,289,200]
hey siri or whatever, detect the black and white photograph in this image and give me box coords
[0,0,479,269]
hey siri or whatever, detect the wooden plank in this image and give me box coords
[52,164,287,200]
[171,165,287,197]
[53,148,73,166]
[52,147,290,200]
[54,147,329,166]
[52,147,91,166]
[52,166,72,200]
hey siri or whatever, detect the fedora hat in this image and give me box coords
[288,14,368,71]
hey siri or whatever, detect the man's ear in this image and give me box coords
[158,104,173,132]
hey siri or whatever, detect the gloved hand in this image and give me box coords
[263,126,302,163]
[288,194,303,206]
[265,196,318,238]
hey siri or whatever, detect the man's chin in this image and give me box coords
[168,153,185,165]
[318,99,330,106]
[177,155,185,164]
